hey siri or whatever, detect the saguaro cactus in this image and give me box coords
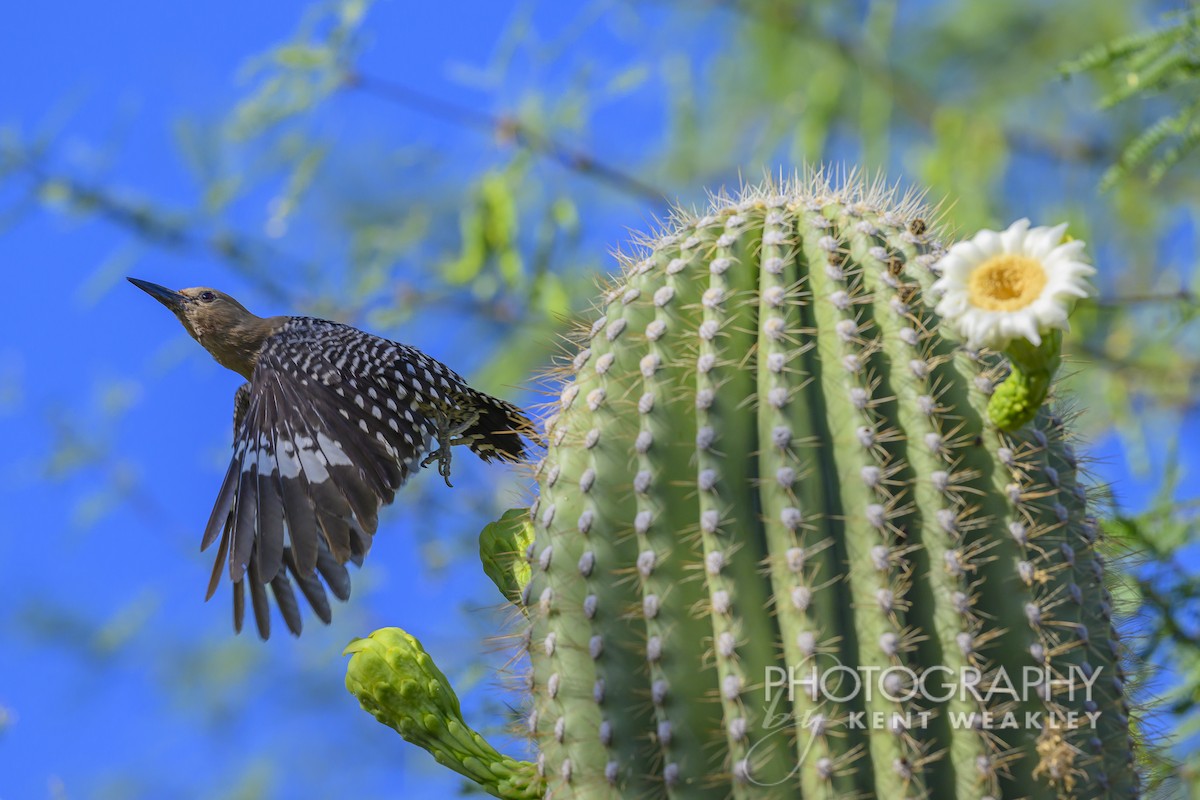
[346,173,1139,799]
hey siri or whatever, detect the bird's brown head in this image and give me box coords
[128,278,278,379]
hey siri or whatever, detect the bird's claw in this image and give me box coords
[421,446,455,487]
[423,410,483,488]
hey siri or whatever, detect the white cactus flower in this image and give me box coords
[932,219,1096,349]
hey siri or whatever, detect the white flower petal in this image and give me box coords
[942,242,985,274]
[931,218,1095,351]
[1030,297,1069,327]
[971,229,1004,258]
[1048,239,1087,264]
[1013,313,1042,346]
[999,218,1032,252]
[1023,222,1067,259]
[937,294,969,316]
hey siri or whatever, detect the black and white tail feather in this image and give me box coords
[202,318,528,638]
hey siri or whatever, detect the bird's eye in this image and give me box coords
[199,291,216,302]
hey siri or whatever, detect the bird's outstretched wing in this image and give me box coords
[200,320,444,638]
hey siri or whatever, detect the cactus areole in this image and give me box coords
[345,174,1138,799]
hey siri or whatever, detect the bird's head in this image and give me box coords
[128,278,274,378]
[127,279,255,341]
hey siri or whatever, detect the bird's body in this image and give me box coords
[129,279,529,638]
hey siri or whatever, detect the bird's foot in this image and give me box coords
[419,442,453,487]
[421,412,483,488]
[422,434,487,487]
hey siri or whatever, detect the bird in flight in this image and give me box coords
[129,278,529,639]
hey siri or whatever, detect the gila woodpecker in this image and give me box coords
[128,278,530,639]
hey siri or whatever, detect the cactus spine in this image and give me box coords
[346,174,1139,799]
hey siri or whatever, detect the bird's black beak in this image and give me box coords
[128,277,187,313]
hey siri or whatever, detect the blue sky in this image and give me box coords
[0,3,576,797]
[1,2,1197,798]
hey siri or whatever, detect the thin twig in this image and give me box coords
[1086,289,1196,308]
[1139,578,1200,648]
[1076,340,1200,386]
[342,70,670,204]
[3,147,303,302]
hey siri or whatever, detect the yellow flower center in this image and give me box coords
[967,254,1047,311]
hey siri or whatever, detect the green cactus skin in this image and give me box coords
[345,174,1140,799]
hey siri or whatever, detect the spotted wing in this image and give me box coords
[200,324,436,638]
[364,340,532,463]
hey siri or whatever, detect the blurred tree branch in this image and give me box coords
[1,141,300,302]
[1088,289,1197,309]
[342,71,670,204]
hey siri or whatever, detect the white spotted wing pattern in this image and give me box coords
[201,317,527,638]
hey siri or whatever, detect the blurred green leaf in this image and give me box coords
[274,44,333,70]
[446,169,524,290]
[605,64,650,96]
